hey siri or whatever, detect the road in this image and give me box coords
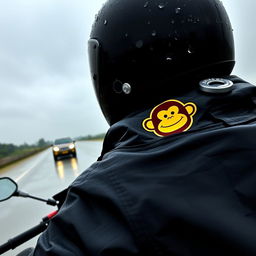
[0,141,103,256]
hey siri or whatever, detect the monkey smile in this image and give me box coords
[161,117,183,128]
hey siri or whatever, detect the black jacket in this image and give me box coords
[34,76,256,256]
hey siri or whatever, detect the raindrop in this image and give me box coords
[136,40,144,48]
[104,20,108,25]
[174,30,179,41]
[144,1,149,8]
[171,19,175,24]
[187,45,194,54]
[151,30,157,37]
[166,57,173,61]
[147,21,151,25]
[158,3,165,9]
[124,33,129,38]
[175,7,181,14]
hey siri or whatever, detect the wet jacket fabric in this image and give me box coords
[34,76,256,256]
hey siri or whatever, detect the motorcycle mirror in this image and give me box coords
[0,177,18,202]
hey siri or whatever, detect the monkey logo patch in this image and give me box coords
[142,99,197,137]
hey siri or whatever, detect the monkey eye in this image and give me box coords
[164,114,168,118]
[171,111,175,115]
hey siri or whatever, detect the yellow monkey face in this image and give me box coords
[143,100,197,137]
[157,106,189,133]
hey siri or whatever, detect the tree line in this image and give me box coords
[76,133,106,141]
[0,138,50,158]
[0,134,106,158]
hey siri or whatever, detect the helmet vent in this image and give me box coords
[122,83,132,95]
[113,81,132,95]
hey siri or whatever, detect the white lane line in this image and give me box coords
[15,151,48,183]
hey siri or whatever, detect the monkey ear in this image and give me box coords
[185,103,197,116]
[143,119,155,131]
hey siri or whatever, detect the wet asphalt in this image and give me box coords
[0,141,103,256]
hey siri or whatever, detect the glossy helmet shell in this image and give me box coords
[89,0,235,125]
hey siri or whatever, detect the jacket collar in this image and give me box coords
[99,76,256,158]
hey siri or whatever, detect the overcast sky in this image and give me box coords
[0,0,255,145]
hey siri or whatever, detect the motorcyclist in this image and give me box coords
[19,0,256,255]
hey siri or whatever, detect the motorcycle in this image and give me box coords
[0,177,59,255]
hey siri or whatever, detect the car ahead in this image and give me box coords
[52,137,77,161]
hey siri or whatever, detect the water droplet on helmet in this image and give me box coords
[171,19,175,24]
[136,40,144,48]
[151,30,157,37]
[144,1,149,8]
[95,15,99,22]
[166,57,173,61]
[158,3,165,9]
[175,7,181,14]
[174,30,179,40]
[187,45,194,54]
[104,20,108,25]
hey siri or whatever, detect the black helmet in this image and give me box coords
[88,0,235,125]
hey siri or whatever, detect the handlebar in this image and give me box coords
[0,211,58,255]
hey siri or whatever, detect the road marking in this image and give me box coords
[15,151,48,183]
